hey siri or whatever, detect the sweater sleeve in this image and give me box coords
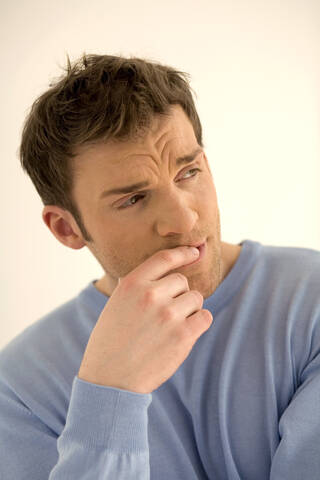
[0,375,152,479]
[270,333,320,478]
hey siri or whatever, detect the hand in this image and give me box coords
[78,246,213,394]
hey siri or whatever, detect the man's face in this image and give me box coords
[71,104,222,299]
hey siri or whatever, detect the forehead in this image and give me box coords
[73,105,197,168]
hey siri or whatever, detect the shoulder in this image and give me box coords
[0,294,95,430]
[259,243,320,366]
[256,242,320,288]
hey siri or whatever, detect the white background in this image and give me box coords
[1,0,319,349]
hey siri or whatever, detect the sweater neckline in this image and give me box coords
[203,239,262,315]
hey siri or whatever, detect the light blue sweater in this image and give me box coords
[1,239,320,479]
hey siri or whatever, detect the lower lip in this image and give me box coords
[185,241,207,267]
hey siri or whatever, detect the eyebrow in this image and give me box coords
[99,147,203,199]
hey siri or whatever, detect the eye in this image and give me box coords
[181,167,201,180]
[120,193,145,209]
[119,168,202,210]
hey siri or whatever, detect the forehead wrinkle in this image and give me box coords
[154,129,170,158]
[115,141,178,192]
[122,158,159,188]
[120,152,159,178]
[123,134,194,182]
[123,136,172,175]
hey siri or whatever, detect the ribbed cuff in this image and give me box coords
[62,376,152,452]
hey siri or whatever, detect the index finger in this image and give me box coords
[130,246,200,283]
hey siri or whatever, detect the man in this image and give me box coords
[0,53,319,479]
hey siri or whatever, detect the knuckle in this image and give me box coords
[118,275,134,293]
[175,273,188,287]
[160,305,175,322]
[160,250,175,264]
[141,287,157,306]
[191,290,203,305]
[202,309,213,323]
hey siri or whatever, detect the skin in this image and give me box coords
[42,104,242,300]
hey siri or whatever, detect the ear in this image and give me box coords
[42,205,86,250]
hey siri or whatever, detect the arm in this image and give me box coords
[0,375,152,479]
[270,347,320,478]
[0,247,205,479]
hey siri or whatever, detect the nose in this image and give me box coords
[155,190,199,237]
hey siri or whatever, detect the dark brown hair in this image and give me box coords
[19,52,204,242]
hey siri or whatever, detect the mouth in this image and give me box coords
[187,240,206,249]
[184,239,207,266]
[195,241,206,260]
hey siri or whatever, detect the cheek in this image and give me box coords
[199,177,217,205]
[106,237,141,266]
